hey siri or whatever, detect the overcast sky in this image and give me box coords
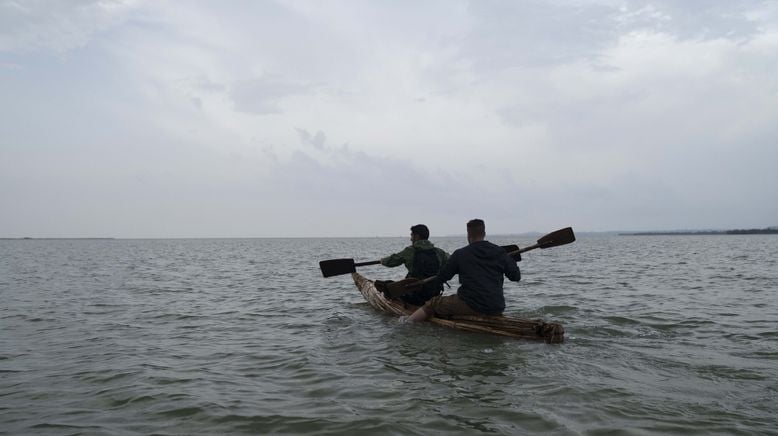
[2,1,777,238]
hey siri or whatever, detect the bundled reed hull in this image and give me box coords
[351,272,564,343]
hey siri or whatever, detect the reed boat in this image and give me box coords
[351,272,564,343]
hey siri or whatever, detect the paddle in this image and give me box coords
[410,227,576,286]
[319,244,522,278]
[319,259,381,278]
[510,226,575,255]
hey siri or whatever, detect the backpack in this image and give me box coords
[402,248,443,306]
[409,248,440,279]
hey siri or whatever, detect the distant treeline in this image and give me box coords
[0,237,115,240]
[621,227,778,236]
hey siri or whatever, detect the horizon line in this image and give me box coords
[3,226,777,240]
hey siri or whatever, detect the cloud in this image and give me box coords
[618,0,766,41]
[295,128,326,149]
[0,0,140,53]
[2,1,777,237]
[231,76,312,115]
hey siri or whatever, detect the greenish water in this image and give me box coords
[1,235,776,435]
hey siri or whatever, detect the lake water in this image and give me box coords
[1,235,776,435]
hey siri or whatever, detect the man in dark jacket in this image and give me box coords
[379,224,449,306]
[407,219,520,322]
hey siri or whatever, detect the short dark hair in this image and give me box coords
[410,224,429,240]
[466,219,485,237]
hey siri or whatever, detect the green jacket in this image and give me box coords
[381,240,449,278]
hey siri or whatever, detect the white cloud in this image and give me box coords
[232,76,313,115]
[0,0,141,53]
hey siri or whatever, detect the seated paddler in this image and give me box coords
[377,224,450,306]
[406,219,521,322]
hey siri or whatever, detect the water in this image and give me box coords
[1,235,776,435]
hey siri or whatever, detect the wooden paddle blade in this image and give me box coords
[537,227,575,249]
[319,259,356,277]
[501,244,519,253]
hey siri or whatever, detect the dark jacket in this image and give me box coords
[381,240,450,306]
[434,240,521,315]
[380,240,449,275]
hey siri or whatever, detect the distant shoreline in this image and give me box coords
[620,228,778,236]
[0,237,115,240]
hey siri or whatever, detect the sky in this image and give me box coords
[1,0,777,238]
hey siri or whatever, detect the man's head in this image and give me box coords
[466,219,486,243]
[410,224,430,242]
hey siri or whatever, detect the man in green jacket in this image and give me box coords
[380,224,449,306]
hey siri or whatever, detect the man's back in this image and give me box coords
[380,231,449,306]
[437,240,521,315]
[381,239,448,277]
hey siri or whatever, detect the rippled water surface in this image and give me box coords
[1,235,777,435]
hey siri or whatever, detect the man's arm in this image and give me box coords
[381,246,413,268]
[503,254,521,282]
[433,250,459,284]
[437,248,450,266]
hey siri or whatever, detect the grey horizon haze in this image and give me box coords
[2,1,777,238]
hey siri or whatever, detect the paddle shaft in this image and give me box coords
[320,228,573,278]
[356,245,514,267]
[510,242,541,255]
[322,246,512,277]
[355,260,381,267]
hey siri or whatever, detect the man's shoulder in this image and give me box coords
[456,241,504,258]
[451,246,469,257]
[484,241,505,251]
[412,240,437,250]
[475,240,504,251]
[386,245,414,258]
[400,245,416,253]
